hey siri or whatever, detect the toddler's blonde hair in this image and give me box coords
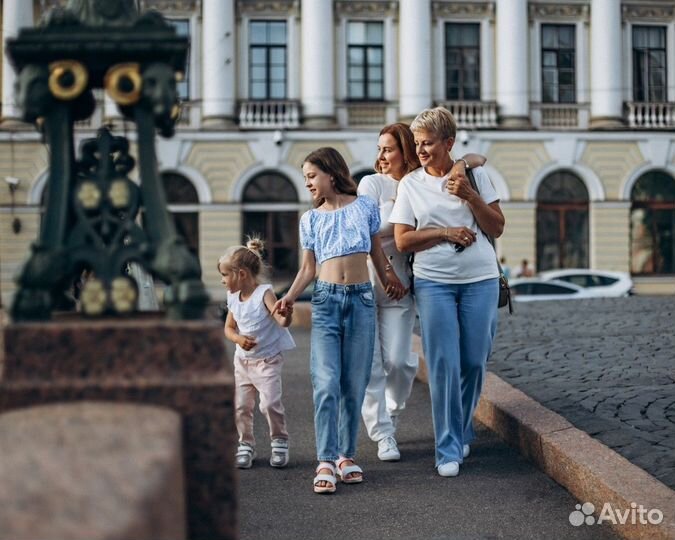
[217,236,270,284]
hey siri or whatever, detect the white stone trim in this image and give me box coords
[620,164,675,201]
[230,163,308,204]
[527,162,605,202]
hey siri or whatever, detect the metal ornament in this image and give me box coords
[7,0,209,320]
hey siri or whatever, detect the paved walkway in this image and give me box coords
[488,296,675,490]
[238,327,616,540]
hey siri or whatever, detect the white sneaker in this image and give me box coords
[437,461,460,477]
[377,436,401,461]
[463,444,470,458]
[270,438,289,468]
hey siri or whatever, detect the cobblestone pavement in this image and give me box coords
[489,296,675,490]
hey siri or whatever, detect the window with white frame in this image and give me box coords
[347,21,384,101]
[445,23,480,101]
[541,24,575,104]
[167,19,190,100]
[249,20,287,100]
[632,26,667,102]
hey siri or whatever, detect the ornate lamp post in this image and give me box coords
[7,0,209,321]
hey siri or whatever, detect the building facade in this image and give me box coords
[0,0,674,306]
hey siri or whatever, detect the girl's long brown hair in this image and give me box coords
[373,123,421,176]
[303,147,357,208]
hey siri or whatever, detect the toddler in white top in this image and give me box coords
[218,238,295,469]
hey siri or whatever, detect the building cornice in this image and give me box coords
[334,1,397,19]
[432,1,494,21]
[236,0,300,18]
[140,0,199,13]
[528,3,589,23]
[622,3,675,22]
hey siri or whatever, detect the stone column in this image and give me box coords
[201,0,236,128]
[1,0,33,124]
[495,0,530,128]
[590,0,623,128]
[399,0,432,121]
[301,0,335,127]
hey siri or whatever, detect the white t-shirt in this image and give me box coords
[388,166,500,284]
[357,173,412,288]
[227,284,296,359]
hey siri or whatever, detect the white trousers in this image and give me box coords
[361,260,418,442]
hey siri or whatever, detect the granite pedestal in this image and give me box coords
[0,318,236,540]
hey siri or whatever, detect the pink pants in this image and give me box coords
[234,352,288,446]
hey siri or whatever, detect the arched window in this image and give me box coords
[242,171,299,282]
[536,171,589,271]
[630,171,675,275]
[162,172,200,256]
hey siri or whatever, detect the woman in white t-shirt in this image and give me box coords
[389,107,505,478]
[358,123,486,463]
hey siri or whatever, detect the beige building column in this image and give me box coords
[590,0,623,128]
[398,0,432,122]
[590,201,631,271]
[498,201,536,272]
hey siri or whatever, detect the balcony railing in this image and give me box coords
[436,100,498,129]
[238,100,301,129]
[336,102,388,128]
[530,103,590,130]
[626,102,675,129]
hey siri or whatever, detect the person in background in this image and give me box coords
[358,122,487,462]
[274,147,405,493]
[499,256,511,280]
[390,107,504,478]
[516,259,534,278]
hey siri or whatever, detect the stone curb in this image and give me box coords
[412,334,675,540]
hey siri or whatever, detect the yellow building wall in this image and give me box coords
[0,211,39,308]
[580,142,644,200]
[498,203,536,273]
[286,142,354,170]
[486,142,550,200]
[0,143,48,205]
[186,142,256,202]
[200,210,241,301]
[590,203,630,271]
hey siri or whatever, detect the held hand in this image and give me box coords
[446,163,476,201]
[272,296,295,317]
[443,227,477,249]
[238,335,257,351]
[384,270,407,300]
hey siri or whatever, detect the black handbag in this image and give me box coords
[467,169,513,314]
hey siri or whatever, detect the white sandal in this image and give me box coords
[313,462,337,494]
[236,443,256,469]
[270,438,289,468]
[335,457,363,484]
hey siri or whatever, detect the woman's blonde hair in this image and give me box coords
[374,122,421,175]
[217,236,270,284]
[410,107,457,140]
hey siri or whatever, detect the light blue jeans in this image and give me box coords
[310,280,376,461]
[414,277,499,467]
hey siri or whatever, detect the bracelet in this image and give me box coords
[385,264,393,271]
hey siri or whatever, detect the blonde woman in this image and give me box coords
[390,108,504,477]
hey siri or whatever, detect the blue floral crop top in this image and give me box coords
[300,195,381,264]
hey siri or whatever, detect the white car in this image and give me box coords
[537,269,634,297]
[509,278,595,302]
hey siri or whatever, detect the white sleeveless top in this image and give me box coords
[227,284,296,359]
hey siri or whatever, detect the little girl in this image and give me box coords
[274,147,405,494]
[219,238,295,469]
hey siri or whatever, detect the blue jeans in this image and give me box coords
[310,280,376,461]
[414,277,499,466]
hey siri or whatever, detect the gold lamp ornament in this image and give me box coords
[104,62,142,105]
[48,60,88,100]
